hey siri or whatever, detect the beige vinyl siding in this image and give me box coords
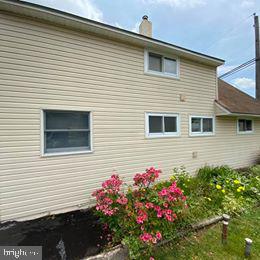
[0,12,259,222]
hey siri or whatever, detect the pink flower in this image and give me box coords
[116,196,128,205]
[154,205,161,211]
[152,237,157,244]
[145,202,154,209]
[156,232,162,240]
[103,197,113,205]
[158,188,168,197]
[140,233,153,243]
[150,257,155,260]
[163,202,169,208]
[165,214,173,222]
[134,202,143,209]
[166,209,173,215]
[133,167,161,186]
[157,211,163,218]
[136,210,148,224]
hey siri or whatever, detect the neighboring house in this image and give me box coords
[0,0,259,222]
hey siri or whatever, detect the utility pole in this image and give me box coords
[254,14,260,100]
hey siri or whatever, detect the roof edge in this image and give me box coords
[215,101,260,117]
[0,0,225,66]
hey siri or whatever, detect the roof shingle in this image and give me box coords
[217,79,260,115]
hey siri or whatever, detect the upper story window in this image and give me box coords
[145,113,180,138]
[42,110,92,155]
[190,116,215,136]
[145,50,179,78]
[237,119,253,134]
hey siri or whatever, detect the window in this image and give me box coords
[43,110,91,155]
[145,51,179,77]
[148,53,162,72]
[190,116,214,136]
[146,113,180,137]
[237,119,253,133]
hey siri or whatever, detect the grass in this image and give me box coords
[154,207,260,260]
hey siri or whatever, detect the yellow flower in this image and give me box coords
[170,176,176,181]
[237,188,241,192]
[226,180,229,183]
[216,184,222,190]
[234,180,240,184]
[238,186,245,191]
[222,189,226,193]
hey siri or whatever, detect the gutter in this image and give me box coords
[0,0,224,66]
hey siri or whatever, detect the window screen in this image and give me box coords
[148,53,162,72]
[191,117,214,135]
[238,119,253,132]
[44,110,90,154]
[147,114,178,137]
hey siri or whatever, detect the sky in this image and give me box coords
[24,0,260,97]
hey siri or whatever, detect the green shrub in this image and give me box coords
[171,165,259,221]
[92,167,187,259]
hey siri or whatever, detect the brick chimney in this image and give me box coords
[139,15,152,37]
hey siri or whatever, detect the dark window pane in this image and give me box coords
[148,53,162,72]
[191,118,201,132]
[164,116,177,132]
[149,116,163,133]
[164,58,177,74]
[238,119,245,131]
[45,131,90,152]
[46,111,89,130]
[246,120,252,131]
[203,118,213,132]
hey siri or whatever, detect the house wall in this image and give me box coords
[0,12,259,222]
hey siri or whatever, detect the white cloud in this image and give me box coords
[131,22,140,33]
[217,65,236,76]
[26,0,103,22]
[232,77,255,90]
[114,22,123,29]
[240,0,255,8]
[142,0,206,8]
[67,0,103,21]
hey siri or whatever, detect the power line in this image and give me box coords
[219,58,255,79]
[220,62,255,79]
[205,13,255,52]
[219,59,255,79]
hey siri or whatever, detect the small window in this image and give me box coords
[146,113,180,138]
[43,110,91,155]
[164,58,177,74]
[148,53,162,72]
[237,119,253,133]
[190,116,214,136]
[146,51,178,77]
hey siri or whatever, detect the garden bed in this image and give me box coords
[1,165,258,260]
[91,165,260,259]
[0,209,109,260]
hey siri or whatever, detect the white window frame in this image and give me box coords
[189,115,215,137]
[145,112,181,138]
[237,118,254,134]
[41,109,93,157]
[144,50,180,79]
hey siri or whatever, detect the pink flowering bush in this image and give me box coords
[92,167,187,259]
